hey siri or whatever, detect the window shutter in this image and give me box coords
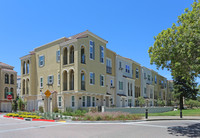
[93,73,95,84]
[43,56,45,66]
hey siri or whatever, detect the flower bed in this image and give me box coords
[72,112,142,121]
[6,112,41,119]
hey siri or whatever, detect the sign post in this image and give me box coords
[44,90,51,112]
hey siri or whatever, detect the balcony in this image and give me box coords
[106,66,112,74]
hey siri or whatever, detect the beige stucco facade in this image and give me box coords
[0,62,17,112]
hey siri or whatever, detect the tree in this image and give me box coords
[137,97,145,107]
[148,1,200,111]
[157,99,165,106]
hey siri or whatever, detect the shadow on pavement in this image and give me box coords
[168,123,200,137]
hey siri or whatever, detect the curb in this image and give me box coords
[145,118,200,121]
[3,116,55,122]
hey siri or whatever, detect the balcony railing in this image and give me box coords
[81,81,85,90]
[106,66,112,74]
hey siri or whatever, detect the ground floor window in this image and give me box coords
[71,96,75,107]
[58,96,62,107]
[87,96,91,107]
[128,99,132,107]
[82,96,86,107]
[92,97,95,107]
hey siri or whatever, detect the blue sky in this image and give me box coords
[0,0,199,83]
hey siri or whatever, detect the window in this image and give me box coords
[110,80,113,86]
[87,96,91,107]
[5,74,9,84]
[148,75,150,81]
[119,81,123,90]
[81,47,85,64]
[90,72,95,84]
[100,46,104,63]
[128,99,132,107]
[125,65,130,73]
[150,89,153,99]
[47,75,54,85]
[4,87,8,99]
[136,68,139,78]
[119,61,122,68]
[58,96,62,107]
[69,46,74,64]
[92,97,95,107]
[100,75,104,86]
[89,40,95,60]
[106,58,112,74]
[23,62,26,74]
[39,55,45,67]
[81,71,85,90]
[27,61,29,74]
[155,75,157,84]
[40,77,43,88]
[144,73,147,79]
[58,74,60,86]
[82,96,86,107]
[56,50,60,62]
[71,96,75,107]
[144,88,146,95]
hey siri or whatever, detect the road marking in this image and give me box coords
[0,123,64,134]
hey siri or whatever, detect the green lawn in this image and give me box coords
[144,108,200,116]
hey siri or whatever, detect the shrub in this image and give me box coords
[53,107,59,113]
[39,106,44,113]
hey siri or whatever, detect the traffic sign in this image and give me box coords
[44,90,51,98]
[7,95,12,100]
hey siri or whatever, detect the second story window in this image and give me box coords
[10,74,14,84]
[144,73,147,79]
[40,77,43,88]
[56,50,60,62]
[148,75,150,81]
[136,68,139,78]
[106,58,112,74]
[100,75,104,86]
[5,74,9,84]
[39,55,45,67]
[47,75,54,85]
[23,61,26,74]
[90,40,95,60]
[90,72,95,85]
[100,46,104,63]
[26,60,29,74]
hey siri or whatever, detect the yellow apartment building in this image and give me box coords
[0,62,17,112]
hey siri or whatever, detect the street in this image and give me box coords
[0,116,200,138]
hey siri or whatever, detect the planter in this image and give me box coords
[32,119,55,122]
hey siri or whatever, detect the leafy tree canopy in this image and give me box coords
[148,1,200,81]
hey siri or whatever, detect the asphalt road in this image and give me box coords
[0,116,200,138]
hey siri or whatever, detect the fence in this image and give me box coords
[104,106,174,114]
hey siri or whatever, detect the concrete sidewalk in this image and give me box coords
[142,116,200,121]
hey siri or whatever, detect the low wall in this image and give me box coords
[104,107,174,114]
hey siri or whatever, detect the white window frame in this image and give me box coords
[89,40,94,60]
[48,75,54,85]
[119,81,123,90]
[100,75,104,87]
[58,96,62,107]
[57,74,60,86]
[40,77,43,88]
[106,58,112,67]
[39,55,45,67]
[90,72,95,85]
[71,95,75,107]
[100,46,104,63]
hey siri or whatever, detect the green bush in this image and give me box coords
[39,106,44,113]
[53,107,59,113]
[185,99,200,108]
